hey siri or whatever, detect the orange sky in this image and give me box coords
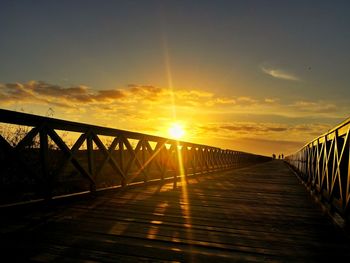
[0,81,346,156]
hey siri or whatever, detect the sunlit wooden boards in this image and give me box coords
[1,160,349,262]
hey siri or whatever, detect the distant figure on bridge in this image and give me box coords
[281,154,284,159]
[272,153,276,159]
[278,155,281,159]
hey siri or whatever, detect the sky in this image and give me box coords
[0,0,350,156]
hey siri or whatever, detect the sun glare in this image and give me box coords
[168,123,185,140]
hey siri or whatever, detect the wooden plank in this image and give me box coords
[1,160,350,262]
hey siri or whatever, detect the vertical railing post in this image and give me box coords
[315,138,320,190]
[161,146,168,181]
[119,139,126,186]
[217,150,222,169]
[223,150,227,168]
[341,130,349,213]
[142,139,148,183]
[346,130,350,214]
[158,145,164,181]
[191,147,197,175]
[203,148,208,173]
[40,125,51,200]
[173,144,178,189]
[183,146,189,182]
[200,147,204,173]
[228,151,231,168]
[311,143,316,186]
[87,131,96,193]
[208,148,212,171]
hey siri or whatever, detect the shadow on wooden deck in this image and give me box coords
[1,160,350,262]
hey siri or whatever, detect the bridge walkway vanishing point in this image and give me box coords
[1,160,350,262]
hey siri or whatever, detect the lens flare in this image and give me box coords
[168,123,185,140]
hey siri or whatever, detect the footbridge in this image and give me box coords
[0,109,349,262]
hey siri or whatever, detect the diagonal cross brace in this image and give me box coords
[91,134,126,185]
[47,128,95,185]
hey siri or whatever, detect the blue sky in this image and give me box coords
[1,0,350,155]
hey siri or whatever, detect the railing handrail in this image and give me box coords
[0,108,215,149]
[0,108,264,156]
[0,108,270,206]
[295,116,350,153]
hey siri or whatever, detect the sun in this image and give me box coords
[168,123,185,140]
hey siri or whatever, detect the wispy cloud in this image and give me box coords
[289,100,338,113]
[196,122,332,143]
[261,66,300,81]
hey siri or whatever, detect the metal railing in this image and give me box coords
[285,117,350,221]
[0,109,270,205]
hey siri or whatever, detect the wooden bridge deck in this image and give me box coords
[1,160,350,262]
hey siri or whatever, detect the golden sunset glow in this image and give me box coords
[2,2,350,262]
[0,1,348,157]
[168,123,185,140]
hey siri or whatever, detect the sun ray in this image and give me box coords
[161,21,194,260]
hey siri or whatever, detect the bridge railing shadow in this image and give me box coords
[285,116,350,224]
[0,109,270,206]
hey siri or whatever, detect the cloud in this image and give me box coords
[0,81,245,114]
[2,80,345,125]
[0,81,123,105]
[2,80,345,156]
[290,123,332,135]
[1,80,344,130]
[94,89,125,100]
[236,96,258,105]
[289,100,338,113]
[264,98,279,104]
[127,84,164,101]
[220,123,288,134]
[1,81,345,121]
[196,122,332,141]
[261,66,300,81]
